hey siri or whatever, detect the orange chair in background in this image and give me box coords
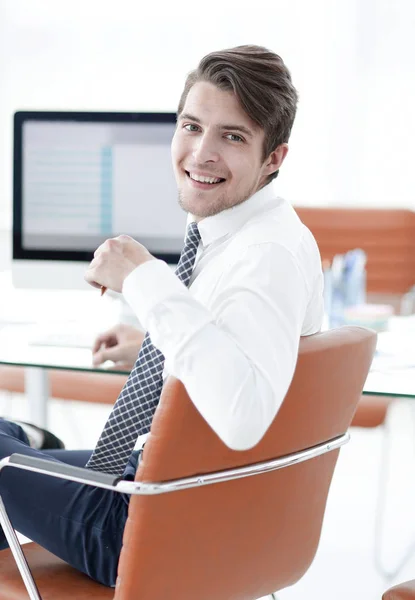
[294,206,415,300]
[0,366,127,406]
[296,207,415,580]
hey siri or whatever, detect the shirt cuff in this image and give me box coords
[122,259,188,329]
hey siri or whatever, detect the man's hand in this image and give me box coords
[84,235,155,293]
[92,324,146,370]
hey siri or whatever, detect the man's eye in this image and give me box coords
[226,133,244,143]
[184,124,200,132]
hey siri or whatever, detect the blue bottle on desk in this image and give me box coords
[343,249,367,308]
[322,260,332,330]
[328,254,345,328]
[327,249,367,329]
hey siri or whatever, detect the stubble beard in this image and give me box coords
[177,184,256,219]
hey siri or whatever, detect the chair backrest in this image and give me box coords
[115,326,377,600]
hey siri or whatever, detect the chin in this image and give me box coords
[178,194,223,219]
[178,198,206,218]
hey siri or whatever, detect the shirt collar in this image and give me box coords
[186,183,279,247]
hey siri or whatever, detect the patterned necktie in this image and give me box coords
[86,222,201,475]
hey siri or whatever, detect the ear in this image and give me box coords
[264,143,289,177]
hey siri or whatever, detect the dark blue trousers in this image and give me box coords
[0,418,129,587]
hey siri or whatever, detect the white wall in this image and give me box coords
[0,0,413,230]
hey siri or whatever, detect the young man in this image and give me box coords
[0,45,323,586]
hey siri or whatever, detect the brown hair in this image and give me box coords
[177,45,298,182]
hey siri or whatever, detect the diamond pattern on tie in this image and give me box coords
[86,222,201,475]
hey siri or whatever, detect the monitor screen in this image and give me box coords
[13,111,185,269]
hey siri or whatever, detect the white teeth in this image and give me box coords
[189,172,222,184]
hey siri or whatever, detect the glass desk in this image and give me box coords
[0,325,129,426]
[0,323,415,427]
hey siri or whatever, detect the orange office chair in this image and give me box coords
[0,326,376,600]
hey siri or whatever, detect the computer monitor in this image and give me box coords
[12,111,185,290]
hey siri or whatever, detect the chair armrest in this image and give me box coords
[0,454,121,491]
[0,454,163,496]
[0,454,167,495]
[0,432,350,497]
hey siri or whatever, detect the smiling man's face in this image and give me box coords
[171,81,283,220]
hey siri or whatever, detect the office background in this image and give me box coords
[1,0,414,236]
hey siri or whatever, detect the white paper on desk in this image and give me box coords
[371,330,415,371]
[0,324,95,370]
[371,354,415,372]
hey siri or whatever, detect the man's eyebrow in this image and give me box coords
[219,124,254,138]
[179,113,201,123]
[178,113,254,138]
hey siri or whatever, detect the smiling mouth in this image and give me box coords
[185,171,226,185]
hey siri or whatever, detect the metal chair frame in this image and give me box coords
[0,433,349,600]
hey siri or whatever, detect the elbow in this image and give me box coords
[222,433,264,452]
[215,372,283,451]
[215,416,272,452]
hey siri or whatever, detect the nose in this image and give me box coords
[192,132,220,164]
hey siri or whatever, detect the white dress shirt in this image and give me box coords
[122,183,324,451]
